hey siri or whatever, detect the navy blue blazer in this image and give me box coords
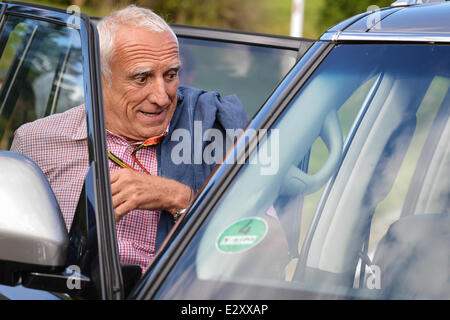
[155,86,248,250]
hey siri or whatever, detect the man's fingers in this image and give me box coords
[109,168,156,222]
[112,184,140,222]
[112,191,126,209]
[114,200,134,223]
[110,178,120,196]
[110,169,131,195]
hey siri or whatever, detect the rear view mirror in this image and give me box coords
[0,151,68,286]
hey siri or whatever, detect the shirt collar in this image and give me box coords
[105,125,170,146]
[106,129,140,146]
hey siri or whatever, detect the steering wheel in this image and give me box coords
[280,109,343,196]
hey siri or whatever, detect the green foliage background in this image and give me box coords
[13,0,403,39]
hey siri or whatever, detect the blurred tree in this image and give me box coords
[49,0,276,33]
[136,0,269,31]
[29,0,291,35]
[36,0,72,6]
[317,0,393,34]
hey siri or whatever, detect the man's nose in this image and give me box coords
[148,78,170,107]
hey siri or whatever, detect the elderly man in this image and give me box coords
[11,5,247,273]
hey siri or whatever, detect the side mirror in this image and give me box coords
[0,151,68,286]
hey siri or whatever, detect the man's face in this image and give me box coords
[103,25,180,142]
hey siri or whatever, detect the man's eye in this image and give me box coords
[166,72,177,81]
[135,76,147,84]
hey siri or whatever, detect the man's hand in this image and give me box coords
[110,168,192,222]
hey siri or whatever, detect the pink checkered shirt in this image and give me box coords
[11,105,162,273]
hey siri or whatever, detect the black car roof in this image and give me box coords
[321,2,450,42]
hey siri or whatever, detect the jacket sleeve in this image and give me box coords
[193,90,248,176]
[213,93,248,131]
[195,91,248,132]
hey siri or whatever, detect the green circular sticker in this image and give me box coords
[216,217,268,254]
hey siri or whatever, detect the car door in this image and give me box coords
[0,1,121,300]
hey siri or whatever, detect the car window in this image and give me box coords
[0,14,84,150]
[178,37,298,118]
[153,43,450,300]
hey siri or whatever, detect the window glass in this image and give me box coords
[154,44,450,300]
[0,15,84,150]
[0,22,29,83]
[178,37,298,118]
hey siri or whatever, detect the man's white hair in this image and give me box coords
[97,5,177,85]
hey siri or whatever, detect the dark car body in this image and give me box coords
[0,1,449,300]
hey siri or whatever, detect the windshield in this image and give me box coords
[154,43,450,300]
